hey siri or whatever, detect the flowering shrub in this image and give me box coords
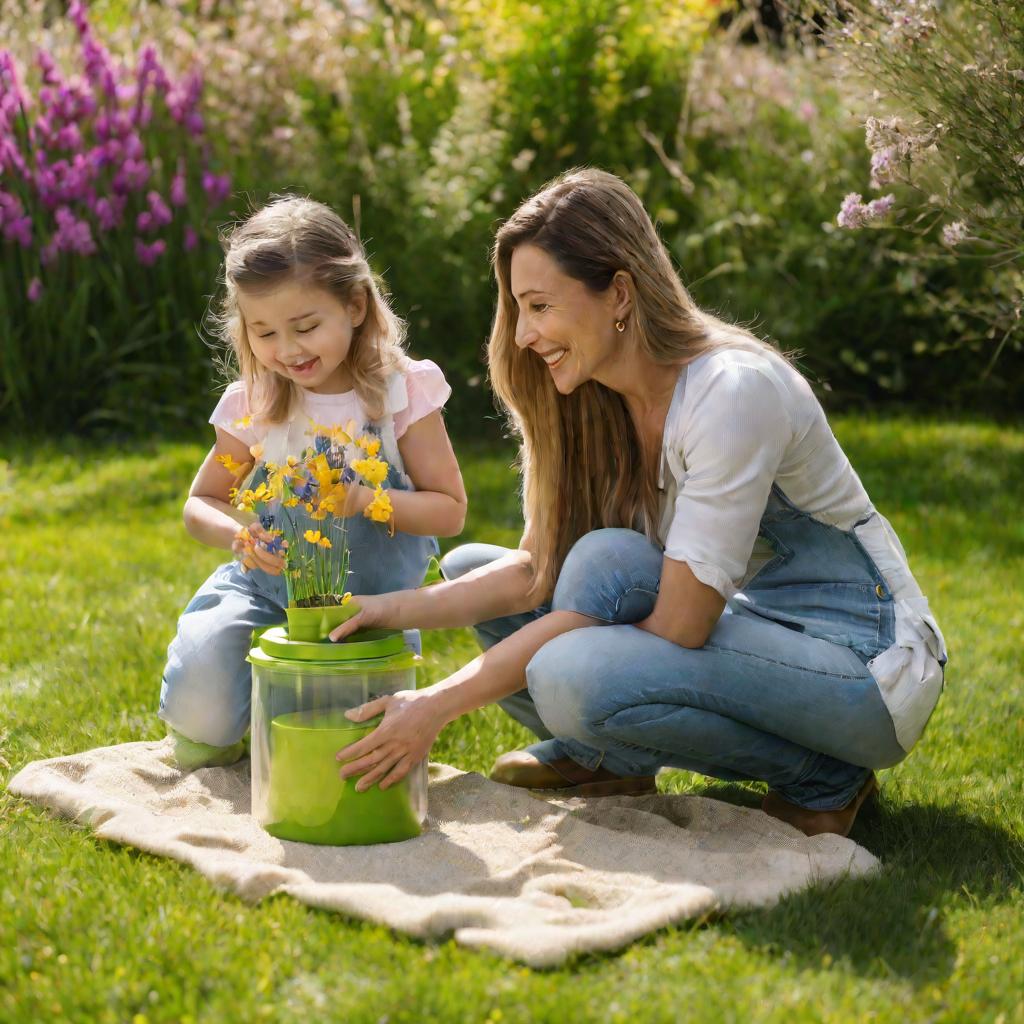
[807,0,1024,384]
[0,0,231,433]
[226,422,394,608]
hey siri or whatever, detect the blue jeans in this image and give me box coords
[441,527,905,811]
[159,502,434,747]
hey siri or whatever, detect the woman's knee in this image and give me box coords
[439,543,512,582]
[551,528,661,622]
[525,629,612,741]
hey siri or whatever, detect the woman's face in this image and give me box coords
[509,244,625,395]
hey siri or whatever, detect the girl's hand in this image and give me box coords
[335,689,446,791]
[232,523,288,575]
[328,592,398,641]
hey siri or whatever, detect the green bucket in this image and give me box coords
[247,627,424,846]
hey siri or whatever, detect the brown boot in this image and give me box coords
[762,773,879,837]
[489,749,657,798]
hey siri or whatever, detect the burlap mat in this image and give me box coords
[7,740,878,966]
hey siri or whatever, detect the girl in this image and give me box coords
[158,195,467,770]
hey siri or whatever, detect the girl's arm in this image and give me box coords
[183,427,286,574]
[347,410,467,537]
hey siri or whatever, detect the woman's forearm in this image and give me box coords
[390,548,540,630]
[428,610,592,724]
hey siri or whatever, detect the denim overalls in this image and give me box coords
[442,487,913,810]
[158,386,437,748]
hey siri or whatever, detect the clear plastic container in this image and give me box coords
[248,626,426,845]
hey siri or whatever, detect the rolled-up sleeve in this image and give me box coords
[664,361,792,598]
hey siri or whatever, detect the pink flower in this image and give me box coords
[27,277,43,302]
[183,225,198,251]
[836,192,896,229]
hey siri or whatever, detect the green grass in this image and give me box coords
[1,418,1022,1024]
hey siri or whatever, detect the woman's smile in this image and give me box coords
[538,346,568,369]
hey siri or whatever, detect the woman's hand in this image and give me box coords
[335,689,448,791]
[328,592,399,641]
[232,523,288,575]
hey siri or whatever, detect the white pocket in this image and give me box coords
[868,596,946,753]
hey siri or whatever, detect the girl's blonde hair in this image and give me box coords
[211,194,406,423]
[488,167,782,601]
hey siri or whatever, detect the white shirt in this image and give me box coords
[657,346,947,753]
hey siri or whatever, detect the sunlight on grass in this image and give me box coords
[1,419,1022,1022]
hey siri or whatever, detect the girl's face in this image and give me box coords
[509,243,626,395]
[237,278,367,395]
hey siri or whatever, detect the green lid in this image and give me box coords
[247,626,419,674]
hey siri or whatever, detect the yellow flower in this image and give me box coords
[215,453,250,478]
[330,424,352,445]
[364,485,393,524]
[284,496,300,508]
[310,505,329,521]
[228,487,238,502]
[233,414,253,429]
[318,536,332,549]
[303,529,322,544]
[356,434,381,457]
[341,592,353,605]
[353,456,388,487]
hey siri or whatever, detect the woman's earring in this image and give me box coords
[615,320,626,333]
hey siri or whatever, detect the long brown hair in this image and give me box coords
[211,194,406,423]
[488,167,778,600]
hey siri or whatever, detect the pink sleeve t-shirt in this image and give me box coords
[207,358,452,449]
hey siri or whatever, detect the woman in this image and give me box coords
[327,167,947,837]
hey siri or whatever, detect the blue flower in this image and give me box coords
[314,434,331,455]
[260,513,275,530]
[341,466,355,485]
[263,534,285,555]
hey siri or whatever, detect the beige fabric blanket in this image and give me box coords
[8,740,878,967]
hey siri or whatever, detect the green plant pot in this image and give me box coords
[266,710,421,846]
[285,601,361,643]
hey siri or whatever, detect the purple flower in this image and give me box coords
[170,168,187,207]
[866,194,896,218]
[3,215,33,248]
[941,220,968,247]
[112,157,150,194]
[134,237,166,266]
[836,192,896,230]
[55,123,82,150]
[836,193,868,230]
[147,190,172,227]
[92,194,126,231]
[183,225,198,251]
[36,50,62,87]
[201,171,231,205]
[27,277,43,302]
[52,205,96,256]
[136,210,154,234]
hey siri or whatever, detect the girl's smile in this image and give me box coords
[236,279,367,395]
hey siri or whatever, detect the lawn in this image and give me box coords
[1,417,1022,1023]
